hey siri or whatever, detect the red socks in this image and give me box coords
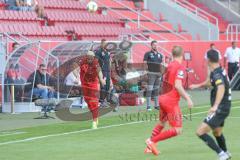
[91,108,99,120]
[151,124,164,138]
[151,128,178,143]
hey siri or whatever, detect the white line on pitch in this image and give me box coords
[0,131,26,137]
[0,121,145,146]
[182,101,240,110]
[192,116,240,119]
[1,106,239,146]
[0,109,209,146]
[184,106,240,117]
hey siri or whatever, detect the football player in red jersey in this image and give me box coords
[79,51,105,129]
[145,46,194,155]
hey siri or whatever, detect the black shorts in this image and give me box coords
[203,103,231,129]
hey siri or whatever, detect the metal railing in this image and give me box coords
[96,0,188,41]
[226,24,240,41]
[216,0,240,16]
[129,34,171,58]
[129,34,171,65]
[172,0,219,28]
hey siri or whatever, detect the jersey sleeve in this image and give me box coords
[212,73,225,86]
[204,52,208,59]
[224,48,229,58]
[176,66,185,80]
[143,52,149,61]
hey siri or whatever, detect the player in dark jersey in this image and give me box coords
[190,50,231,160]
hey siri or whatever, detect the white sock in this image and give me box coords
[218,151,225,156]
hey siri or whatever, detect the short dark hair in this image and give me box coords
[207,49,219,63]
[210,43,215,48]
[39,64,46,68]
[151,40,157,46]
[232,41,236,45]
[101,39,106,43]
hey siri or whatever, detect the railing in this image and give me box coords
[171,0,219,40]
[226,24,240,41]
[172,0,219,28]
[95,0,188,41]
[216,0,240,16]
[128,34,171,66]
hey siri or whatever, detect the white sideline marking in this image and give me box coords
[192,116,240,119]
[0,131,26,137]
[182,101,240,110]
[184,106,240,118]
[0,121,145,146]
[0,106,239,146]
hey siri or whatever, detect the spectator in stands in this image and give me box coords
[5,63,16,100]
[64,63,84,107]
[65,66,81,87]
[31,64,54,99]
[143,40,163,111]
[64,64,81,96]
[5,0,21,10]
[21,0,45,18]
[5,0,45,18]
[133,0,143,10]
[6,63,16,83]
[224,41,240,80]
[94,39,113,108]
[14,64,25,101]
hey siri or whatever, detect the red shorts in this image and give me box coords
[159,96,182,128]
[82,82,99,111]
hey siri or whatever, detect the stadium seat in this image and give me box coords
[38,0,85,10]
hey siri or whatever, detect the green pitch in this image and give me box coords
[0,101,240,160]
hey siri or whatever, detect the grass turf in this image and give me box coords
[0,101,240,160]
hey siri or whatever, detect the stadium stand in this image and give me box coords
[98,0,192,41]
[0,0,194,41]
[187,0,230,40]
[0,0,142,40]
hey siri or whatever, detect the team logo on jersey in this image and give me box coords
[150,53,154,58]
[215,79,222,85]
[177,70,184,79]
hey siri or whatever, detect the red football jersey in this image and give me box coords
[161,60,185,101]
[80,56,99,83]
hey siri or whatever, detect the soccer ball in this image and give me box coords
[87,1,98,13]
